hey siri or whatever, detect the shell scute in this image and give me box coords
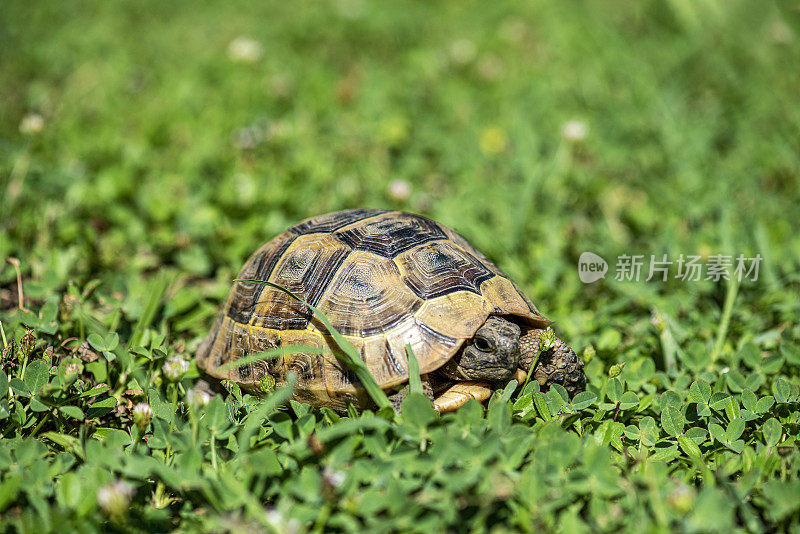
[413,291,492,339]
[397,240,495,300]
[249,234,350,330]
[290,208,389,235]
[335,211,446,258]
[479,276,549,326]
[315,251,423,337]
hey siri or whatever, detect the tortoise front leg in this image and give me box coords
[432,381,493,413]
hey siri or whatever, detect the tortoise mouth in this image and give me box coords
[455,365,516,382]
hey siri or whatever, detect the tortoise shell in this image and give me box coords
[196,209,550,411]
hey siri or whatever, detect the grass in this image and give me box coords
[1,0,800,531]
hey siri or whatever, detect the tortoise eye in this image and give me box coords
[473,336,495,353]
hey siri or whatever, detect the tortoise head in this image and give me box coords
[438,316,521,382]
[437,317,587,396]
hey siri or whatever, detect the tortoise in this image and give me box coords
[196,209,585,412]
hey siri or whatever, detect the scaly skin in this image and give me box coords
[519,327,586,396]
[432,382,493,413]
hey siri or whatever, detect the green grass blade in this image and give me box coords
[711,276,739,364]
[234,279,393,411]
[129,272,172,348]
[405,343,422,395]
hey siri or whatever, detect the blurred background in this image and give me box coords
[2,0,799,360]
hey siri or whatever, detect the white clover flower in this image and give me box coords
[19,113,45,135]
[449,38,477,65]
[227,36,264,63]
[561,120,588,142]
[267,73,294,99]
[667,483,695,513]
[387,179,412,202]
[132,403,153,431]
[499,18,527,44]
[265,508,284,528]
[162,356,189,381]
[769,19,792,44]
[322,466,345,489]
[538,327,557,352]
[97,480,134,518]
[64,360,84,378]
[186,389,212,410]
[264,508,300,534]
[335,0,364,20]
[231,125,264,149]
[477,54,503,81]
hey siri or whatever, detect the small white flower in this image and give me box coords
[97,480,134,518]
[539,327,557,352]
[231,125,264,149]
[264,508,300,534]
[162,356,189,381]
[561,120,588,142]
[769,19,792,44]
[65,361,84,378]
[387,179,412,202]
[132,403,153,431]
[322,466,345,489]
[449,38,477,65]
[335,0,365,20]
[19,113,45,135]
[499,18,527,44]
[233,173,257,202]
[186,388,212,410]
[265,508,284,528]
[227,36,264,63]
[477,54,503,81]
[667,483,695,513]
[267,73,294,99]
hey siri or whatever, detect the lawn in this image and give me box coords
[1,0,799,531]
